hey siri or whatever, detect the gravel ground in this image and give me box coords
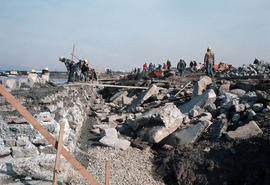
[65,146,164,185]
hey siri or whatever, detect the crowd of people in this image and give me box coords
[133,47,216,77]
[59,56,97,82]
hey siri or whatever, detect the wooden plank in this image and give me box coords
[62,82,149,90]
[52,124,65,185]
[175,81,191,97]
[105,160,110,185]
[0,84,101,185]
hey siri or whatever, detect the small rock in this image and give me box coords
[232,113,240,122]
[226,121,262,139]
[252,103,264,112]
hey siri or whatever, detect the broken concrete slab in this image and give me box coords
[230,89,246,96]
[128,104,184,143]
[226,121,262,139]
[208,119,228,139]
[192,76,212,98]
[127,84,159,112]
[110,91,129,105]
[99,128,130,150]
[166,119,212,146]
[219,92,239,110]
[180,89,216,114]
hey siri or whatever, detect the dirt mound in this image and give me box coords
[157,137,270,185]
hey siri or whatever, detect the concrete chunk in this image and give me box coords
[127,84,159,112]
[0,146,11,157]
[252,103,264,112]
[180,89,216,114]
[128,104,183,143]
[12,144,39,158]
[166,120,212,146]
[226,121,262,139]
[192,76,212,98]
[99,128,130,150]
[5,79,17,89]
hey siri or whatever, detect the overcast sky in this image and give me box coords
[0,0,269,71]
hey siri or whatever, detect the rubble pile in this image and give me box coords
[219,60,270,78]
[1,60,270,184]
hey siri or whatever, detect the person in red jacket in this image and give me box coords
[143,62,148,72]
[163,63,167,71]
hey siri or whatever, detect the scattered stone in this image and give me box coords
[12,144,39,158]
[182,115,191,125]
[232,113,240,122]
[209,119,228,139]
[99,128,130,150]
[34,112,54,122]
[230,89,246,96]
[5,79,17,89]
[166,119,212,146]
[0,146,11,157]
[180,89,216,114]
[247,109,256,120]
[234,103,245,112]
[128,104,184,143]
[192,76,212,98]
[4,138,16,147]
[127,84,159,112]
[252,103,264,112]
[16,136,28,147]
[226,121,262,139]
[219,92,238,110]
[219,80,230,94]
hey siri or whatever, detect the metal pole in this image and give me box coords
[52,124,65,185]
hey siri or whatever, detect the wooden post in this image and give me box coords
[52,124,65,185]
[0,84,101,185]
[72,44,75,61]
[105,160,110,185]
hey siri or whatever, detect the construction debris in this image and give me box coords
[0,60,270,185]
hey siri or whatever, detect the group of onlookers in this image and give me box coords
[134,47,215,77]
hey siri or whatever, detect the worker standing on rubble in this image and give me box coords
[177,59,186,76]
[59,56,75,82]
[149,62,154,71]
[143,62,148,72]
[81,59,90,82]
[41,67,50,81]
[167,59,171,70]
[163,63,167,71]
[204,47,215,77]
